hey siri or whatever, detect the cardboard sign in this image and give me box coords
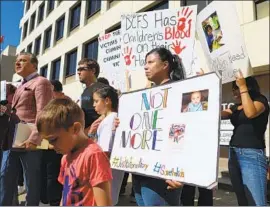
[120,6,198,90]
[196,1,253,84]
[111,72,221,188]
[98,30,127,92]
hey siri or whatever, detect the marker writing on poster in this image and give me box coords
[153,162,185,178]
[121,87,172,151]
[228,46,246,64]
[111,156,149,171]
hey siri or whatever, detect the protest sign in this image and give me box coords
[98,29,127,92]
[196,1,253,84]
[120,6,198,90]
[111,72,221,188]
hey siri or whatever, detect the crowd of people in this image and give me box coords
[0,48,269,206]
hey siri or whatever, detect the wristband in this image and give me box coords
[240,91,248,94]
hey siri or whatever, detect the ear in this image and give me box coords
[73,122,82,134]
[163,61,169,71]
[105,97,111,105]
[91,68,96,76]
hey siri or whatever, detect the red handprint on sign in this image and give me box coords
[177,7,193,37]
[171,40,186,55]
[122,46,135,66]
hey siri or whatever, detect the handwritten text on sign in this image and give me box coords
[111,73,221,187]
[98,29,126,92]
[120,6,197,79]
[121,87,171,151]
[196,1,252,84]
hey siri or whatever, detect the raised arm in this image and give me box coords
[235,71,265,119]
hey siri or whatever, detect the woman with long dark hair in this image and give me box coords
[115,47,185,206]
[222,71,269,205]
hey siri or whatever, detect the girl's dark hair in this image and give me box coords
[145,47,186,81]
[232,76,261,100]
[94,86,119,111]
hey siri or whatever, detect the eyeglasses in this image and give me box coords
[77,67,90,72]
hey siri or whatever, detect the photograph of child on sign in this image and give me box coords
[202,11,225,53]
[182,89,209,112]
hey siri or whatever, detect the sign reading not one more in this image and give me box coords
[111,72,221,188]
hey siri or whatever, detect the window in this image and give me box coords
[23,21,28,39]
[70,3,81,31]
[181,0,213,13]
[66,49,77,76]
[34,35,41,55]
[84,39,98,60]
[106,23,121,33]
[25,0,31,12]
[146,0,168,11]
[47,0,55,14]
[40,65,48,78]
[38,3,45,23]
[55,16,65,41]
[52,58,61,80]
[87,0,101,17]
[255,0,269,20]
[30,12,36,32]
[44,26,52,50]
[27,43,32,53]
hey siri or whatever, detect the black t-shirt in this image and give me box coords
[81,82,106,128]
[229,95,269,149]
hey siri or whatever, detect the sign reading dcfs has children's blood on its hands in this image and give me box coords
[196,1,253,84]
[110,72,221,188]
[120,6,197,90]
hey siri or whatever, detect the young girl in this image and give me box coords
[93,86,124,206]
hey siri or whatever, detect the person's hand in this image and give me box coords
[113,117,120,131]
[48,144,54,150]
[165,180,183,190]
[88,116,104,134]
[235,69,247,90]
[196,68,205,76]
[21,140,37,150]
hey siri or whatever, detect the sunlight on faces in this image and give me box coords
[77,63,95,84]
[93,92,111,115]
[40,122,83,154]
[191,92,202,104]
[15,54,36,77]
[144,53,169,83]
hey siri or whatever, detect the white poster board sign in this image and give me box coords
[111,72,221,188]
[196,1,252,84]
[120,6,198,90]
[98,30,127,92]
[1,80,7,101]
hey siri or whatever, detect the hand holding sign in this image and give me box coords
[235,69,247,89]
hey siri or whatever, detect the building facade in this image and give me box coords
[16,0,269,98]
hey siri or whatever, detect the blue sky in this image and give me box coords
[1,1,24,50]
